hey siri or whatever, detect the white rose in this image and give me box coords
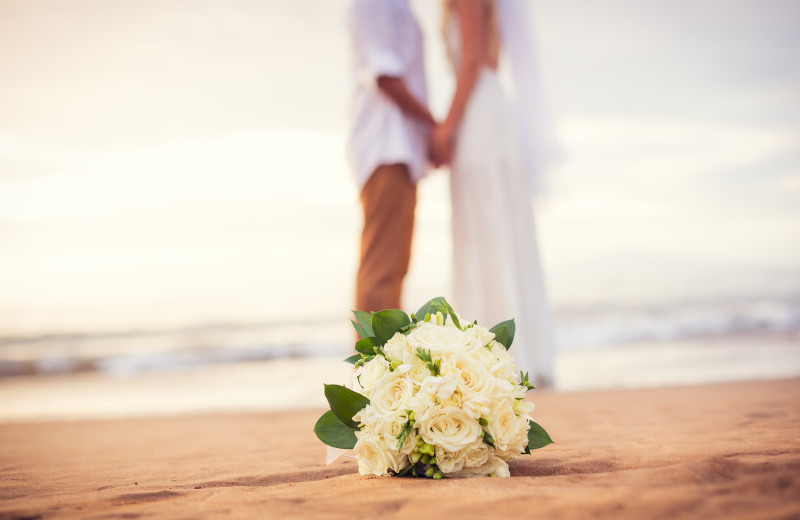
[369,370,415,413]
[443,354,495,398]
[415,405,482,452]
[407,322,482,356]
[494,417,530,461]
[383,333,411,363]
[405,361,433,386]
[486,404,529,452]
[435,438,490,474]
[356,356,389,397]
[510,415,532,455]
[354,430,409,476]
[462,438,491,468]
[439,387,465,409]
[448,454,510,478]
[434,444,467,474]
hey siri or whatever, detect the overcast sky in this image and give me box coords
[1,0,798,336]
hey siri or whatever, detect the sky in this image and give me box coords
[1,0,799,339]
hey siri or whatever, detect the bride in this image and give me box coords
[431,0,556,387]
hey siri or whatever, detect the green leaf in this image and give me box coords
[371,309,411,346]
[430,298,462,330]
[354,337,374,355]
[324,384,370,429]
[353,310,374,338]
[343,354,361,364]
[415,297,446,322]
[396,464,414,477]
[396,422,411,453]
[442,299,462,330]
[526,420,553,452]
[490,319,516,350]
[491,324,508,348]
[350,319,369,339]
[313,410,358,449]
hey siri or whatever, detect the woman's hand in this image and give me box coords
[429,122,456,167]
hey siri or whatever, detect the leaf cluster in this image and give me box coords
[345,309,412,366]
[519,371,536,391]
[313,384,370,449]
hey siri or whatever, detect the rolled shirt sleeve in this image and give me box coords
[350,0,405,79]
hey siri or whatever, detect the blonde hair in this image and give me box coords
[441,0,500,63]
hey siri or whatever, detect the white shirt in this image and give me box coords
[346,0,430,189]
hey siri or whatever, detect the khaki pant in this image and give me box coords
[355,163,416,313]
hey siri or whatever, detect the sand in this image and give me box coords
[1,378,799,520]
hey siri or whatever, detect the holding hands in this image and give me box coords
[429,122,456,168]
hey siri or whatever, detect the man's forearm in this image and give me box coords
[376,76,436,126]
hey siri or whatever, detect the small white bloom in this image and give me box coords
[470,325,495,348]
[408,389,438,424]
[352,403,381,429]
[419,374,458,401]
[513,398,536,416]
[487,343,517,382]
[488,457,511,477]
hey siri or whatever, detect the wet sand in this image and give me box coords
[1,378,798,519]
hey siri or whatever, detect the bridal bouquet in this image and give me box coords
[314,297,553,478]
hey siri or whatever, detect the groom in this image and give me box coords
[346,0,436,313]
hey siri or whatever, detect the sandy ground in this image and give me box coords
[1,378,799,520]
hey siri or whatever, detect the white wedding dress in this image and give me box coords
[445,12,555,386]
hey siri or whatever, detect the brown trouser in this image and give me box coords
[355,163,416,313]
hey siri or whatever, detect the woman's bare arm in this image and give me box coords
[444,0,486,131]
[430,0,486,164]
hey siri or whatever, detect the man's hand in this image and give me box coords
[376,76,436,126]
[429,122,455,168]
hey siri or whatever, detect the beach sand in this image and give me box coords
[1,378,798,519]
